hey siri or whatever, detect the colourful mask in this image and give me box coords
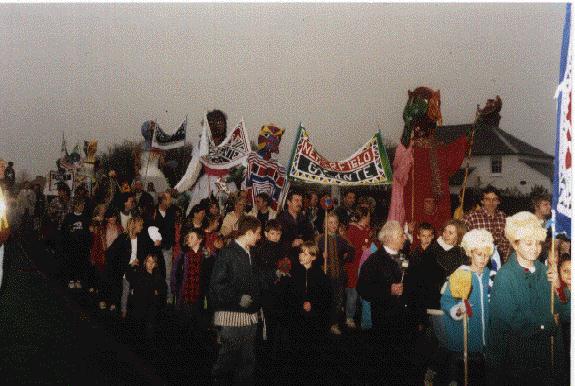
[257,125,285,160]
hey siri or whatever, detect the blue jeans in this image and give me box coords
[345,288,358,320]
[360,299,372,330]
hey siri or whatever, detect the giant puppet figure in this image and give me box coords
[245,124,286,210]
[175,110,238,215]
[136,120,170,194]
[387,87,468,234]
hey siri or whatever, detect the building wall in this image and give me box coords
[449,154,552,195]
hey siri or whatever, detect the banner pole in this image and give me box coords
[324,210,328,274]
[550,211,556,370]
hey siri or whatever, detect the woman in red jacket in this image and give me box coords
[345,207,372,329]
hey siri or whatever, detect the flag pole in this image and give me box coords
[550,210,557,369]
[323,210,328,274]
[143,121,156,188]
[454,107,479,219]
[463,312,469,386]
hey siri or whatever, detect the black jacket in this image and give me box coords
[357,248,408,329]
[252,239,288,310]
[152,205,176,250]
[209,240,274,315]
[284,263,331,331]
[105,233,155,281]
[407,240,467,324]
[276,210,314,260]
[357,248,403,308]
[126,266,166,321]
[60,212,92,257]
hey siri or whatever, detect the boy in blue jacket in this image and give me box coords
[441,229,494,385]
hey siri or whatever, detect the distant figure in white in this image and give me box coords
[139,121,170,195]
[175,110,237,215]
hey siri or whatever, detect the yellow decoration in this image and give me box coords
[0,186,8,231]
[449,268,472,300]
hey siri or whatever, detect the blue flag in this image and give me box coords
[552,4,572,239]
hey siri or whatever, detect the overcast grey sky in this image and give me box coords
[0,3,566,177]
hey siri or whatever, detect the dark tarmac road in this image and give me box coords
[0,234,430,385]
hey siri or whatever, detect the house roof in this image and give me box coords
[435,125,554,159]
[520,160,554,180]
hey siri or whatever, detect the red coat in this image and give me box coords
[403,135,468,234]
[90,223,123,272]
[345,224,371,288]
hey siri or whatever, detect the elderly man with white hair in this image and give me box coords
[357,220,408,337]
[486,211,569,385]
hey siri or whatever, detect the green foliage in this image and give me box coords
[529,184,550,198]
[99,141,138,183]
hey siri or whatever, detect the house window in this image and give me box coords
[491,156,502,174]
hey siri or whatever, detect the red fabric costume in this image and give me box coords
[404,136,468,233]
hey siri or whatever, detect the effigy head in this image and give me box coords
[141,120,156,145]
[207,110,227,146]
[84,140,98,163]
[257,124,285,158]
[401,87,442,146]
[476,95,502,128]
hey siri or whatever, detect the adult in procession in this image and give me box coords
[334,190,356,226]
[247,192,276,230]
[357,221,409,338]
[277,190,314,263]
[209,216,277,385]
[486,211,569,385]
[463,185,511,261]
[151,191,177,303]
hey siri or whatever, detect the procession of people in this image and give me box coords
[0,94,571,386]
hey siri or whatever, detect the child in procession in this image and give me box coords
[486,211,570,385]
[285,241,331,346]
[125,254,166,351]
[441,229,494,385]
[318,212,354,335]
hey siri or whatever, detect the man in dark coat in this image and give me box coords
[210,216,279,385]
[133,179,155,217]
[357,220,409,339]
[276,190,314,263]
[152,191,177,302]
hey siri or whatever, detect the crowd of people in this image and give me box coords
[0,167,571,385]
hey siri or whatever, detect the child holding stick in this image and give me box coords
[441,229,494,385]
[486,212,570,385]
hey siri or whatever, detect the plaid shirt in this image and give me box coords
[463,207,510,260]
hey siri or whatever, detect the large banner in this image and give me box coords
[553,3,572,238]
[287,126,393,185]
[152,118,187,150]
[245,152,286,210]
[200,120,251,170]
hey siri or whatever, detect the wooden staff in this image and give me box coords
[454,109,479,219]
[463,312,469,386]
[323,211,328,274]
[411,156,415,223]
[550,211,556,369]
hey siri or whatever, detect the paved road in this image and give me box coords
[0,234,428,385]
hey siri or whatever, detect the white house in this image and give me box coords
[435,124,553,195]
